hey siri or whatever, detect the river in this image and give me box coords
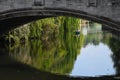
[0,22,120,80]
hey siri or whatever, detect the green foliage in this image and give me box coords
[3,18,120,76]
[0,16,81,45]
[8,16,85,75]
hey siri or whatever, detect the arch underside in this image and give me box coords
[0,8,120,34]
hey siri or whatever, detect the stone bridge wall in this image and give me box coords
[0,0,120,21]
[0,0,120,33]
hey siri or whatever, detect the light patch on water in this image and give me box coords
[70,43,115,77]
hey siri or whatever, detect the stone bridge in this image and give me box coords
[0,0,120,34]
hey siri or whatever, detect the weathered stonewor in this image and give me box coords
[0,0,120,34]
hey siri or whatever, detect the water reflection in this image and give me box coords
[0,21,120,78]
[71,43,115,77]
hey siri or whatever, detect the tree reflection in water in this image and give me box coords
[9,17,84,75]
[7,21,120,77]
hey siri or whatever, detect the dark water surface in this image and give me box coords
[0,23,120,80]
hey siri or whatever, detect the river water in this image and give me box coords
[0,22,120,80]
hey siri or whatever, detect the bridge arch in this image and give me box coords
[0,0,120,34]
